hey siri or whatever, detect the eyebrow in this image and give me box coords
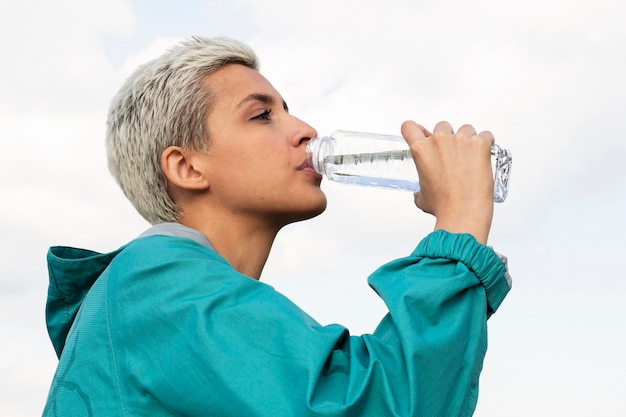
[235,93,289,112]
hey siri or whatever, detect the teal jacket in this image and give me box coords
[44,227,510,416]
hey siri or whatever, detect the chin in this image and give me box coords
[282,194,327,226]
[309,191,328,216]
[306,199,328,220]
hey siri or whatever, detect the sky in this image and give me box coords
[0,0,624,415]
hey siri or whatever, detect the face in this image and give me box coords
[200,64,327,228]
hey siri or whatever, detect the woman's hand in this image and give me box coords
[401,120,495,244]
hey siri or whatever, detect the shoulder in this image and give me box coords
[105,234,269,307]
[114,234,232,278]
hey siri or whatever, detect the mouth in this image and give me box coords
[297,154,314,171]
[298,155,322,178]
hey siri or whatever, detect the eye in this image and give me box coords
[251,109,272,121]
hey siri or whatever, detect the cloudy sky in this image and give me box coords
[1,0,625,415]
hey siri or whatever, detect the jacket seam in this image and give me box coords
[105,277,127,417]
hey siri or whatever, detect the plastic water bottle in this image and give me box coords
[306,130,512,203]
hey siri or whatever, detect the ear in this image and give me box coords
[161,146,210,191]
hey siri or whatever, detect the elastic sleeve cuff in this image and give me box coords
[413,230,511,315]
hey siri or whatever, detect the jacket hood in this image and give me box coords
[46,246,122,358]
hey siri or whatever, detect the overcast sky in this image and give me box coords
[1,0,625,416]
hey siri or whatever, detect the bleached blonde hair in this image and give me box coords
[105,37,259,224]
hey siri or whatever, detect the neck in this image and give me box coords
[180,212,281,280]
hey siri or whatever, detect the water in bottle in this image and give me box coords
[306,130,512,203]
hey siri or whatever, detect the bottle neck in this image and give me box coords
[305,136,333,176]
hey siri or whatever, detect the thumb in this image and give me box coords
[401,120,431,146]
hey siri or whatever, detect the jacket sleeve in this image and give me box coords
[107,230,510,417]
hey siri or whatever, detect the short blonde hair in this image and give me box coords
[106,37,259,224]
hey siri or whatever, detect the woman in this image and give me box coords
[44,36,510,416]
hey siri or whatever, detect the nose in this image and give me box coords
[291,116,318,147]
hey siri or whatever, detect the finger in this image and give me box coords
[477,130,496,146]
[401,120,429,145]
[433,121,453,134]
[457,124,477,137]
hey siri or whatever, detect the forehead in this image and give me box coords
[202,64,281,109]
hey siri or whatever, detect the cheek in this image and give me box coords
[211,152,271,193]
[248,142,291,173]
[208,138,292,192]
[210,144,258,176]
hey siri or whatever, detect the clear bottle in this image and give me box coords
[306,130,512,203]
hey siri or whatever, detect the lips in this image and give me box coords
[297,154,314,171]
[298,156,322,178]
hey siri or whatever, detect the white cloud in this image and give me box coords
[0,0,134,112]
